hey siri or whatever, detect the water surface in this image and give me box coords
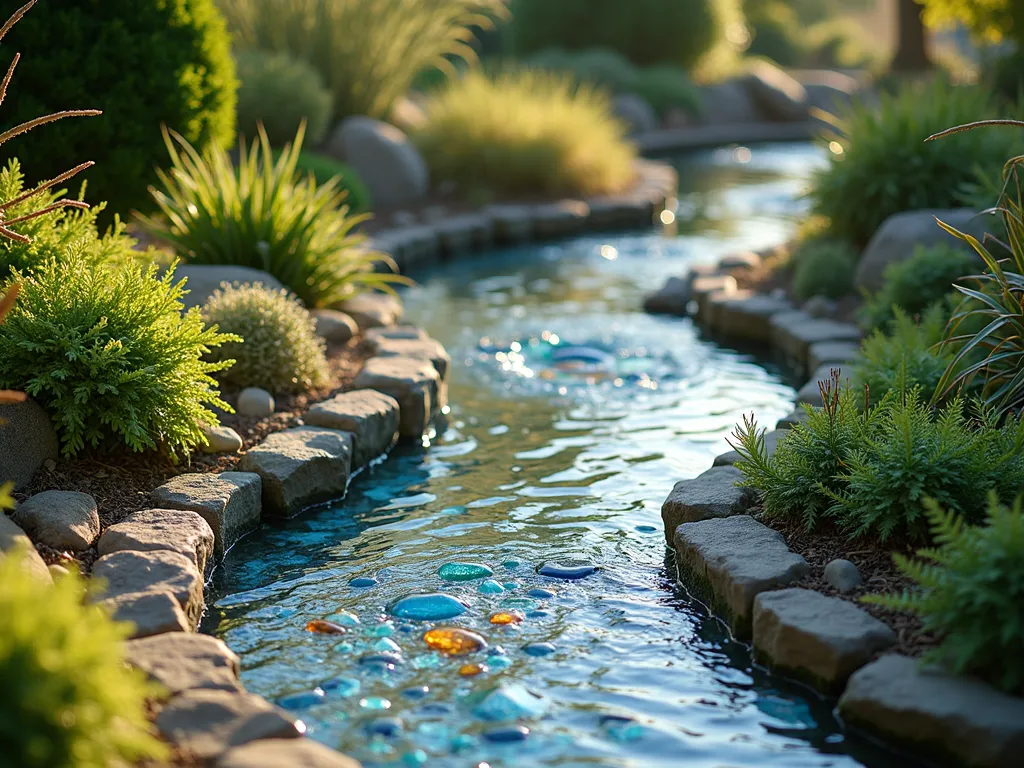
[205,144,911,767]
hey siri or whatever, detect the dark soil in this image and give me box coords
[765,513,940,658]
[12,341,367,573]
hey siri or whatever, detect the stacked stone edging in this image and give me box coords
[652,249,1023,767]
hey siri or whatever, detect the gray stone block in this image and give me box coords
[98,590,191,639]
[338,292,402,330]
[771,311,860,370]
[0,514,51,583]
[151,472,262,559]
[93,550,204,629]
[217,738,361,768]
[126,633,242,696]
[98,509,215,578]
[12,490,99,552]
[305,389,400,467]
[353,356,440,438]
[661,466,756,544]
[808,340,860,371]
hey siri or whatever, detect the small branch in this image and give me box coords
[1,199,89,226]
[0,53,19,111]
[927,120,1024,142]
[0,161,95,212]
[0,224,30,242]
[0,0,37,44]
[0,109,103,148]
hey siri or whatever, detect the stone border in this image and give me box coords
[650,251,1024,767]
[368,159,679,274]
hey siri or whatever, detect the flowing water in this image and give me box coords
[204,144,912,768]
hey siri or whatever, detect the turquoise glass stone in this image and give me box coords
[478,579,504,594]
[438,562,494,581]
[390,593,468,621]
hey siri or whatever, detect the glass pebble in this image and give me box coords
[523,642,556,657]
[478,579,504,594]
[438,562,494,581]
[359,696,392,710]
[390,593,468,621]
[349,577,378,588]
[423,627,487,656]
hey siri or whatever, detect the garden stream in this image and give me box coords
[204,144,910,767]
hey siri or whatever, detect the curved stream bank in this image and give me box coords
[203,144,913,767]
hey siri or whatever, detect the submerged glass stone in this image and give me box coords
[350,577,378,588]
[528,588,555,599]
[438,562,494,581]
[305,619,347,635]
[489,611,524,625]
[483,725,530,743]
[373,637,402,654]
[537,563,599,580]
[523,642,556,657]
[365,717,404,738]
[326,610,360,626]
[458,662,487,677]
[423,627,488,656]
[390,593,469,621]
[277,688,325,711]
[320,677,360,697]
[359,696,392,710]
[478,579,504,594]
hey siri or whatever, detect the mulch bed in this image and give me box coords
[764,512,939,658]
[13,340,368,574]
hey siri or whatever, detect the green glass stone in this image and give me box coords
[438,562,494,581]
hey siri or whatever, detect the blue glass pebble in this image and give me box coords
[450,733,476,752]
[523,642,556,657]
[402,749,429,767]
[326,610,360,626]
[438,562,494,581]
[500,597,536,611]
[359,696,392,710]
[359,652,403,669]
[420,702,455,716]
[636,525,658,533]
[277,688,324,711]
[488,655,512,670]
[483,725,530,743]
[537,563,598,580]
[365,717,404,738]
[478,579,504,594]
[502,560,521,570]
[527,609,550,618]
[350,577,378,588]
[320,677,360,697]
[402,685,430,700]
[389,593,468,621]
[527,588,555,599]
[372,623,395,638]
[373,637,402,653]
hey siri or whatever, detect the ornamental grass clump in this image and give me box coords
[0,255,236,457]
[0,549,167,767]
[414,69,636,198]
[203,283,329,394]
[218,0,508,121]
[867,495,1024,694]
[140,125,404,308]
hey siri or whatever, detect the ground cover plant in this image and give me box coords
[140,125,402,308]
[810,80,1023,247]
[203,283,329,394]
[867,494,1024,694]
[218,0,507,121]
[791,239,857,300]
[0,0,236,220]
[0,549,167,767]
[414,69,636,199]
[0,255,236,457]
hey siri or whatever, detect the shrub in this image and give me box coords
[867,495,1024,693]
[235,49,333,148]
[140,125,403,308]
[791,239,857,300]
[809,80,1023,247]
[219,0,507,121]
[203,283,329,394]
[853,305,957,406]
[804,18,884,70]
[0,0,236,221]
[0,255,235,457]
[0,549,167,767]
[509,0,743,71]
[860,243,978,332]
[626,67,702,117]
[414,70,636,198]
[274,150,372,213]
[745,1,806,67]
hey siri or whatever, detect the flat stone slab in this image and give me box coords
[692,275,738,321]
[151,472,262,559]
[217,738,361,768]
[485,204,534,243]
[305,389,400,467]
[714,428,788,468]
[157,690,300,762]
[353,356,440,438]
[771,310,860,369]
[92,550,204,629]
[126,633,242,696]
[239,427,353,517]
[532,200,589,238]
[753,588,895,692]
[0,514,51,583]
[98,508,215,578]
[661,466,756,545]
[338,292,402,330]
[365,326,426,342]
[11,490,99,552]
[99,590,191,639]
[839,654,1024,768]
[368,335,450,380]
[808,340,860,371]
[711,293,793,342]
[673,515,809,638]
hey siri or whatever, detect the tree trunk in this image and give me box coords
[891,0,932,71]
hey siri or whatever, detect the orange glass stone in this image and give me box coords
[423,627,487,656]
[305,619,347,635]
[489,611,525,625]
[458,662,486,677]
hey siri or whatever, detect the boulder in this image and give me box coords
[0,514,51,583]
[855,209,994,292]
[328,116,428,208]
[753,588,896,692]
[156,690,300,762]
[661,466,756,545]
[839,654,1024,768]
[310,309,358,345]
[11,490,99,552]
[239,427,354,517]
[217,739,361,768]
[304,389,400,467]
[642,276,690,316]
[201,425,244,455]
[98,509,215,578]
[177,266,285,310]
[353,356,440,438]
[612,93,658,135]
[673,515,809,638]
[237,387,275,418]
[98,590,191,639]
[339,292,402,330]
[697,80,761,125]
[92,550,204,629]
[0,399,58,490]
[713,428,787,468]
[126,633,242,696]
[367,336,450,380]
[743,61,809,122]
[151,472,262,559]
[776,407,809,430]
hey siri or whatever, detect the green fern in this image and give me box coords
[867,494,1024,693]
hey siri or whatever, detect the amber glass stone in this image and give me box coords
[423,627,488,656]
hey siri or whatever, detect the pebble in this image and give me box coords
[359,697,392,710]
[527,588,555,599]
[365,717,404,738]
[359,652,404,669]
[321,677,360,696]
[390,593,468,621]
[502,581,518,590]
[305,619,347,635]
[402,750,428,767]
[423,627,488,656]
[373,637,403,653]
[478,579,504,594]
[523,642,556,657]
[483,725,530,743]
[458,662,487,676]
[327,611,360,626]
[237,387,275,417]
[350,577,378,588]
[636,525,658,533]
[537,563,599,580]
[438,562,494,581]
[824,558,862,593]
[277,689,325,710]
[402,686,430,700]
[200,424,243,454]
[490,611,524,625]
[474,684,548,721]
[502,560,521,569]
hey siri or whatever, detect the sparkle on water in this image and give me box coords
[204,145,916,767]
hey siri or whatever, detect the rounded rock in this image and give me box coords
[200,424,243,454]
[237,387,275,417]
[389,593,468,621]
[310,309,358,344]
[527,588,555,599]
[824,559,862,593]
[12,490,99,552]
[537,562,598,580]
[277,689,325,711]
